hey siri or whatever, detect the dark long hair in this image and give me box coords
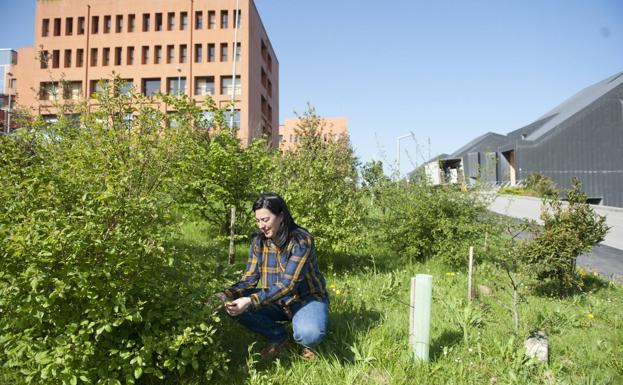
[252,192,299,249]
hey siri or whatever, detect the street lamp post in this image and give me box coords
[229,0,240,129]
[397,132,416,177]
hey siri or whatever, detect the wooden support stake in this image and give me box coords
[468,246,474,302]
[228,206,236,265]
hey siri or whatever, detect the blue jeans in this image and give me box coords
[232,298,329,347]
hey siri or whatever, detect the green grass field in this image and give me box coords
[178,221,623,385]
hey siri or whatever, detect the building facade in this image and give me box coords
[11,0,278,146]
[0,49,17,132]
[278,117,348,152]
[420,70,623,208]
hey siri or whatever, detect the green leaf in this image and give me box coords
[134,367,143,379]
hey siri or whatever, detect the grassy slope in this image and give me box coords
[2,222,619,385]
[179,222,623,385]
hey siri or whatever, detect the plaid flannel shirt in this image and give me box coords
[224,228,327,317]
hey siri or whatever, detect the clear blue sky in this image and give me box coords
[2,0,622,175]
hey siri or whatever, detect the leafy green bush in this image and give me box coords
[0,85,227,384]
[499,173,557,198]
[375,182,489,267]
[522,178,608,297]
[524,172,558,198]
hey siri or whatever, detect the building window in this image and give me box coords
[167,112,181,129]
[64,49,72,67]
[155,13,163,31]
[220,43,228,62]
[142,13,150,32]
[102,48,110,66]
[128,14,136,32]
[117,79,133,95]
[39,82,59,101]
[65,17,73,35]
[92,16,99,34]
[234,9,241,28]
[114,47,122,65]
[90,48,98,66]
[234,42,241,62]
[76,49,84,67]
[142,78,161,96]
[167,12,175,30]
[127,46,135,65]
[154,45,162,64]
[115,15,123,32]
[53,18,61,36]
[63,81,82,100]
[224,109,240,128]
[90,79,109,96]
[179,44,187,63]
[42,18,50,37]
[77,17,85,34]
[207,43,215,62]
[261,68,267,88]
[195,11,203,29]
[103,15,111,33]
[180,12,188,30]
[221,75,241,96]
[267,54,272,72]
[221,10,228,28]
[194,44,202,63]
[267,79,272,97]
[221,11,229,29]
[142,46,149,64]
[208,11,216,29]
[198,111,215,129]
[261,95,267,116]
[167,45,174,64]
[39,50,49,69]
[194,76,215,96]
[167,77,186,95]
[52,50,60,68]
[10,78,17,88]
[261,39,267,61]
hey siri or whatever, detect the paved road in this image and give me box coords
[488,194,623,283]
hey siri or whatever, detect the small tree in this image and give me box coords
[522,178,608,297]
[172,95,275,237]
[361,160,390,206]
[270,105,363,254]
[487,219,537,333]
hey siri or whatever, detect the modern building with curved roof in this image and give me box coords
[421,70,623,207]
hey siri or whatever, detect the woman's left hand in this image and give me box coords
[225,297,252,316]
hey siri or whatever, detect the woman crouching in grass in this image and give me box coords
[217,192,329,360]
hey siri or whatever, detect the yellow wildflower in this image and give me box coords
[335,289,341,296]
[446,272,456,277]
[586,313,594,319]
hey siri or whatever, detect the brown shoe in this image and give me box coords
[260,339,289,360]
[302,347,316,361]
